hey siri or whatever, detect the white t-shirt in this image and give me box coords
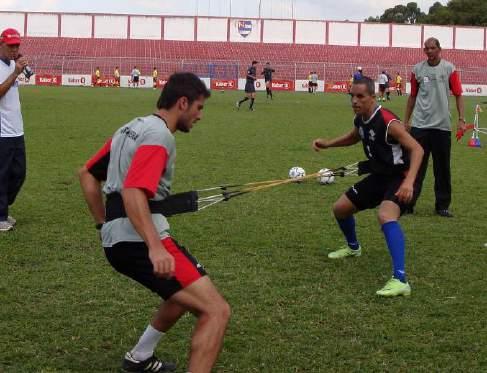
[378,73,388,85]
[0,59,23,137]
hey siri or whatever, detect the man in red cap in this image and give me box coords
[0,28,30,231]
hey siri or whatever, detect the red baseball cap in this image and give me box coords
[1,28,21,45]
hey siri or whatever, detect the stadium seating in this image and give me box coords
[22,37,487,83]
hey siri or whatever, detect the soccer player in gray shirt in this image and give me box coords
[404,37,465,218]
[79,73,230,373]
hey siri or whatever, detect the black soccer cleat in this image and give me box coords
[436,209,454,218]
[122,352,176,372]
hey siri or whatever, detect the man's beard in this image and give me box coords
[176,118,190,133]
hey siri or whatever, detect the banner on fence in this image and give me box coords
[462,84,487,96]
[17,75,36,86]
[270,80,294,91]
[211,79,237,90]
[324,81,349,93]
[295,80,324,92]
[62,74,92,87]
[36,74,62,86]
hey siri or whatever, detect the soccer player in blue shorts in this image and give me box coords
[79,73,230,372]
[312,76,424,297]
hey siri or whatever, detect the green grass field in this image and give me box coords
[1,86,486,372]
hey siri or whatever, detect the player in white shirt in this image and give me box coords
[378,71,388,102]
[131,66,141,88]
[0,28,29,232]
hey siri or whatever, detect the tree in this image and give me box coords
[365,2,426,24]
[447,0,487,26]
[379,5,409,23]
[404,2,425,24]
[423,2,453,25]
[365,0,487,26]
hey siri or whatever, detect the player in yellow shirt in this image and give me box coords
[395,72,403,96]
[94,67,101,87]
[152,67,158,89]
[114,66,120,87]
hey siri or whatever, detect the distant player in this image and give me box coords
[237,60,258,111]
[378,71,388,102]
[307,71,313,93]
[395,72,403,96]
[312,76,424,297]
[113,66,120,88]
[353,66,363,81]
[311,71,319,93]
[385,71,392,101]
[94,66,101,87]
[131,66,141,88]
[152,67,158,89]
[261,62,275,100]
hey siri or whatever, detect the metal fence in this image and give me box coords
[29,56,487,85]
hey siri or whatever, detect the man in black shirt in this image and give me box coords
[261,62,275,100]
[237,60,258,111]
[312,77,424,297]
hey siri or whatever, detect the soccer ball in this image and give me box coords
[288,166,306,181]
[317,168,335,185]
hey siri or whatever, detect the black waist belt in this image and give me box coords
[358,160,406,176]
[105,191,199,222]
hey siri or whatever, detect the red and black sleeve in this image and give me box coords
[123,145,169,198]
[85,138,112,181]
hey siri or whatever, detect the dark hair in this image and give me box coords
[157,72,211,110]
[252,60,258,65]
[424,37,441,49]
[352,76,375,95]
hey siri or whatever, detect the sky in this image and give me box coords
[0,0,449,21]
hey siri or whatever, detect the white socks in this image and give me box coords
[130,324,164,361]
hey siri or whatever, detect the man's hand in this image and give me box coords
[395,179,414,204]
[457,119,467,133]
[312,138,330,152]
[455,122,473,141]
[14,56,28,75]
[455,127,465,141]
[403,122,412,133]
[149,246,175,278]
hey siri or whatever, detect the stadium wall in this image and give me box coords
[1,11,486,51]
[2,11,487,95]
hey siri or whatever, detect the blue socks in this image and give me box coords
[382,221,407,283]
[336,216,360,250]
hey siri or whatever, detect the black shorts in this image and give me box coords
[345,173,419,214]
[379,84,386,92]
[104,237,207,300]
[245,81,256,93]
[133,76,139,83]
